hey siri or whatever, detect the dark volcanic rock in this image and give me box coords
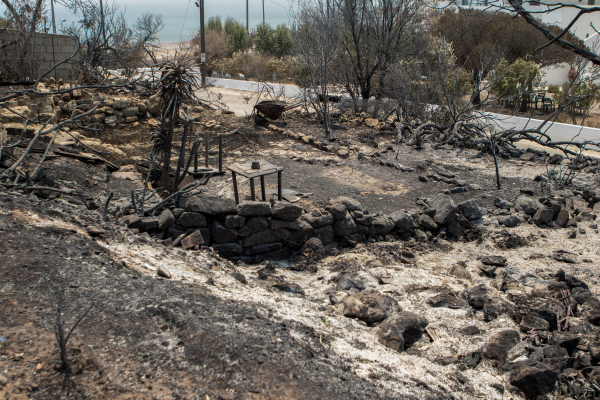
[509,363,558,397]
[383,311,429,345]
[185,196,236,215]
[329,196,362,211]
[224,215,245,229]
[458,199,487,220]
[459,326,481,336]
[390,212,414,233]
[177,212,207,228]
[334,215,358,236]
[237,201,271,217]
[465,284,495,309]
[520,314,550,332]
[490,330,521,351]
[481,342,508,368]
[328,202,348,221]
[377,321,404,352]
[427,292,469,309]
[336,271,377,292]
[342,289,401,324]
[212,243,243,257]
[483,297,515,321]
[416,214,437,231]
[271,202,303,221]
[429,194,458,225]
[581,297,600,325]
[243,228,290,247]
[211,221,238,244]
[371,218,395,236]
[301,211,334,228]
[238,216,269,237]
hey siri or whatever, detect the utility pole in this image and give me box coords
[262,0,265,25]
[195,0,206,85]
[246,0,249,34]
[99,0,106,44]
[50,0,57,34]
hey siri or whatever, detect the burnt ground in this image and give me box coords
[1,108,599,399]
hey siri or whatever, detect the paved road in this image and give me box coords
[206,77,600,144]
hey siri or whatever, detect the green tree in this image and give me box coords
[490,58,543,111]
[273,24,292,58]
[254,23,274,55]
[206,16,223,33]
[224,17,248,55]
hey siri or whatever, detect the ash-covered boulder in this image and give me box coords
[342,289,401,324]
[509,363,558,397]
[185,196,236,215]
[427,292,469,309]
[329,196,362,211]
[429,194,458,225]
[237,201,272,217]
[490,330,521,351]
[371,218,395,236]
[465,284,496,309]
[212,243,243,257]
[382,311,429,345]
[515,196,541,215]
[334,214,357,236]
[301,210,334,228]
[211,221,238,244]
[238,216,269,237]
[328,202,348,221]
[483,297,516,321]
[177,212,207,228]
[390,211,414,233]
[336,271,378,293]
[458,199,487,220]
[271,202,302,221]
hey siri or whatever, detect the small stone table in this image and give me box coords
[228,160,283,204]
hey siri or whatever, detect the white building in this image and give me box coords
[436,0,600,85]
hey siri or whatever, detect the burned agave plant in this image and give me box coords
[152,59,200,192]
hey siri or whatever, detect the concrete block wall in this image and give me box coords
[0,30,80,81]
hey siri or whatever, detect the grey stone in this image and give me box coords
[494,197,511,210]
[314,224,334,244]
[484,297,515,321]
[430,194,458,225]
[334,214,358,236]
[286,220,314,248]
[243,228,290,247]
[383,311,429,345]
[301,211,334,228]
[377,321,404,352]
[509,363,558,397]
[329,196,362,211]
[237,201,272,217]
[224,215,245,229]
[427,292,469,309]
[342,289,401,324]
[555,207,570,227]
[122,106,139,117]
[458,199,487,220]
[181,230,204,249]
[336,271,378,292]
[515,196,541,215]
[372,218,395,236]
[238,216,269,237]
[520,314,550,332]
[244,242,284,255]
[329,202,348,221]
[105,115,118,124]
[416,214,438,230]
[533,207,554,225]
[354,214,373,225]
[157,209,175,231]
[391,212,414,232]
[185,196,236,215]
[490,330,521,351]
[212,243,243,257]
[271,202,302,221]
[269,219,301,230]
[177,212,207,228]
[465,284,495,309]
[499,215,522,227]
[212,221,238,244]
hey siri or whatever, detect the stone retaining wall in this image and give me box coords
[122,190,599,263]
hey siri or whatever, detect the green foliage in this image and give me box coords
[491,58,543,97]
[224,17,248,55]
[553,79,600,116]
[254,23,274,55]
[547,85,561,96]
[207,16,223,33]
[273,24,292,58]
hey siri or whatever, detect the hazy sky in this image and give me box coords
[5,0,297,43]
